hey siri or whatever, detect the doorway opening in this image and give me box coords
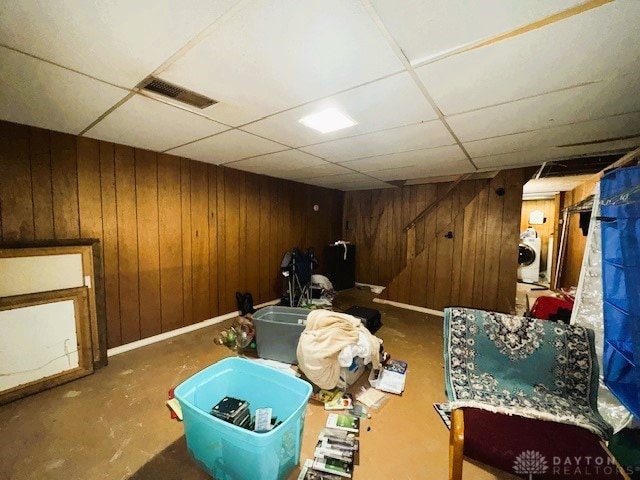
[515,194,560,315]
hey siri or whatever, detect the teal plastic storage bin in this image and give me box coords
[174,357,312,480]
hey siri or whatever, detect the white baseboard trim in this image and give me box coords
[372,297,444,317]
[107,298,281,357]
[355,282,386,291]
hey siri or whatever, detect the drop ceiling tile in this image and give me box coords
[523,175,593,195]
[282,163,354,180]
[464,112,640,158]
[340,184,394,191]
[371,0,582,64]
[0,1,240,88]
[340,144,469,172]
[85,95,228,152]
[473,138,640,171]
[558,138,640,158]
[447,74,640,142]
[0,47,128,135]
[299,173,391,191]
[227,150,327,176]
[300,120,454,162]
[416,1,640,115]
[367,159,474,182]
[242,72,438,146]
[166,129,286,165]
[160,0,404,126]
[474,148,564,170]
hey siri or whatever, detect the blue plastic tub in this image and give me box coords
[174,357,312,480]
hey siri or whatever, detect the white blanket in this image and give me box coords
[296,310,382,389]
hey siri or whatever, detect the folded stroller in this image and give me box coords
[280,247,318,307]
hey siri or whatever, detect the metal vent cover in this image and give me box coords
[138,76,217,109]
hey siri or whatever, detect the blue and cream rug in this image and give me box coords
[444,307,612,439]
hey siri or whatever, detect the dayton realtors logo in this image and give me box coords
[513,450,549,479]
[513,450,624,477]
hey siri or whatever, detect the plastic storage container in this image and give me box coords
[600,166,640,418]
[253,306,310,364]
[174,357,312,480]
[336,356,366,390]
[343,305,382,334]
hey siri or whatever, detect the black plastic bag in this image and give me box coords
[236,291,256,316]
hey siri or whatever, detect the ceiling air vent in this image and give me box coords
[138,76,217,109]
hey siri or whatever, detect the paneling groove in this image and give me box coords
[245,174,260,302]
[224,168,240,314]
[99,141,121,347]
[190,160,210,323]
[0,120,343,348]
[30,128,54,240]
[258,175,271,303]
[216,168,228,313]
[158,153,184,332]
[51,132,80,239]
[0,123,33,241]
[135,149,161,338]
[268,178,280,300]
[208,165,219,319]
[180,158,193,327]
[114,145,140,344]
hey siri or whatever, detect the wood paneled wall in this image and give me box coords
[0,121,343,348]
[558,176,597,288]
[343,179,489,288]
[344,169,531,313]
[520,198,557,272]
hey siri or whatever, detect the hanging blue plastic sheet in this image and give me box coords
[600,165,640,419]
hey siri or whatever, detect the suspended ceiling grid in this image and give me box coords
[0,0,639,190]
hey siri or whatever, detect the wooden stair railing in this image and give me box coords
[403,174,471,264]
[404,174,487,263]
[403,174,470,233]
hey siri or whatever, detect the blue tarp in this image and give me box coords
[600,165,640,419]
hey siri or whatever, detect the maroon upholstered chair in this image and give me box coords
[449,407,629,479]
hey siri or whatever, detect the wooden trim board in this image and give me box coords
[0,244,104,367]
[107,298,281,357]
[0,287,93,405]
[372,297,444,317]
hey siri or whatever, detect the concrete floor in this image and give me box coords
[1,289,515,480]
[514,281,553,316]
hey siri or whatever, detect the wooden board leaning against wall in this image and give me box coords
[0,243,104,367]
[0,285,94,405]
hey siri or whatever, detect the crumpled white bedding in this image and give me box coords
[297,309,382,389]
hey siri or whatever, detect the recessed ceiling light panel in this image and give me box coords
[299,108,357,134]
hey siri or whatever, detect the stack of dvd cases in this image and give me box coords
[210,396,252,430]
[298,419,360,479]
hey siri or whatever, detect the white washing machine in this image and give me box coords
[518,237,541,283]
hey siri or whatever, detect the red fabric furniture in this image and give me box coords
[530,295,574,323]
[450,408,628,479]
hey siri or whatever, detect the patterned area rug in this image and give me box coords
[444,307,613,439]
